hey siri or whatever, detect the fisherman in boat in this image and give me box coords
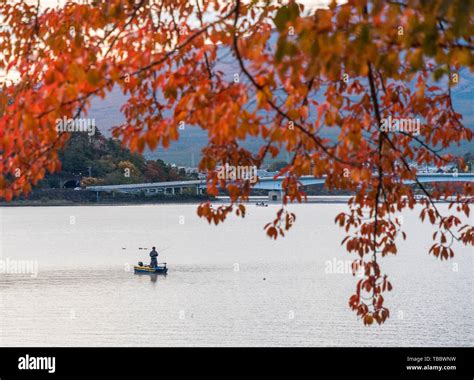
[149,247,159,268]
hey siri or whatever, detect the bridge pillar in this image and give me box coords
[268,190,282,202]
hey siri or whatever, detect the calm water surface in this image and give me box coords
[0,203,472,346]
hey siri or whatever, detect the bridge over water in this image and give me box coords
[86,173,474,199]
[253,173,474,191]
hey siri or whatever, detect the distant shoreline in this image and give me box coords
[0,196,353,207]
[0,199,209,207]
[0,195,462,207]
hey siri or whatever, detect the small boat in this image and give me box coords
[134,262,168,274]
[256,201,268,207]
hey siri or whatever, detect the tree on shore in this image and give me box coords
[40,129,186,186]
[1,0,473,325]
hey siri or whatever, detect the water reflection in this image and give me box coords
[133,272,167,283]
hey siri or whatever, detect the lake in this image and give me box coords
[0,203,472,346]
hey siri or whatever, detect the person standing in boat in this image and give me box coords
[149,247,159,268]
